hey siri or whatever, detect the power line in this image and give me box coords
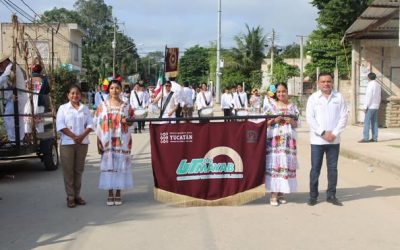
[0,0,14,13]
[0,0,41,36]
[20,0,39,19]
[2,0,81,49]
[3,0,36,22]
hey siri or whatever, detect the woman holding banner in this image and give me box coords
[264,83,300,206]
[96,80,134,206]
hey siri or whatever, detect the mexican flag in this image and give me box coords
[153,70,164,96]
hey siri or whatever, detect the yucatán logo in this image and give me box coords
[176,146,243,181]
[160,131,193,144]
[160,132,169,144]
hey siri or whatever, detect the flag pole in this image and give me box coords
[159,45,167,118]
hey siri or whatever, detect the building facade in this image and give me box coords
[0,22,85,74]
[345,0,400,127]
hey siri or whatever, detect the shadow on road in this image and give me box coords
[248,185,400,205]
[0,159,161,250]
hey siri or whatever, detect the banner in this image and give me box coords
[164,47,179,73]
[150,122,266,206]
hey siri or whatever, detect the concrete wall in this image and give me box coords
[0,23,84,72]
[350,39,400,127]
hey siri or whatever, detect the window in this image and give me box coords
[72,43,79,62]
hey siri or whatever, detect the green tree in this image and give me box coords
[179,45,210,84]
[231,24,266,77]
[281,43,300,58]
[271,56,299,83]
[219,24,267,91]
[41,0,140,89]
[140,51,164,85]
[306,0,371,80]
[41,8,82,24]
[54,67,78,109]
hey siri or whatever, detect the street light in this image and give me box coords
[297,35,307,96]
[216,0,222,104]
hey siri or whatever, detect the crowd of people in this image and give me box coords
[52,72,350,208]
[0,55,350,209]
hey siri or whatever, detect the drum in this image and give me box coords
[134,108,148,119]
[199,107,214,117]
[236,109,249,116]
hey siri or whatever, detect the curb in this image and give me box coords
[340,148,400,176]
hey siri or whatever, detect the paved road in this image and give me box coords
[0,125,399,250]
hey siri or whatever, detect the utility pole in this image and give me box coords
[148,57,151,80]
[216,0,222,103]
[297,35,307,96]
[112,18,117,78]
[51,27,54,75]
[270,29,275,77]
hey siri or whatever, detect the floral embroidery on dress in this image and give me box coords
[95,101,134,190]
[264,97,300,193]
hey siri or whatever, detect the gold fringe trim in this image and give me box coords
[154,185,266,207]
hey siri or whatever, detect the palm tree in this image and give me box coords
[231,24,267,77]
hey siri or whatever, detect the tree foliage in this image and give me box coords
[140,51,164,85]
[281,43,300,58]
[271,56,299,83]
[54,67,78,109]
[41,0,140,89]
[41,8,82,24]
[231,24,266,77]
[217,24,266,91]
[178,45,210,85]
[306,0,371,80]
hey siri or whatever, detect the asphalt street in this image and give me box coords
[0,124,399,250]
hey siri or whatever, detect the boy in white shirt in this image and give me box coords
[233,84,248,115]
[221,87,234,121]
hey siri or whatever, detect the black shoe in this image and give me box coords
[327,196,343,206]
[369,139,377,142]
[307,198,318,206]
[358,139,369,143]
[134,128,138,134]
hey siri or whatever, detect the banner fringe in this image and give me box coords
[154,185,266,207]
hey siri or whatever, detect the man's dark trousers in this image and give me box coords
[310,144,340,199]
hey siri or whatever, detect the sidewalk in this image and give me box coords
[337,124,400,175]
[212,102,400,175]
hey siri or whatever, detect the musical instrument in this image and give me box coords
[199,107,214,117]
[236,109,249,116]
[134,108,148,119]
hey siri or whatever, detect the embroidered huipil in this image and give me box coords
[264,97,300,193]
[95,101,134,189]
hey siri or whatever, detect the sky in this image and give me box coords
[0,0,318,54]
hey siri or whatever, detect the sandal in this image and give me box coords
[114,196,123,206]
[270,197,279,206]
[75,197,86,205]
[67,197,76,208]
[106,197,114,206]
[278,195,287,204]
